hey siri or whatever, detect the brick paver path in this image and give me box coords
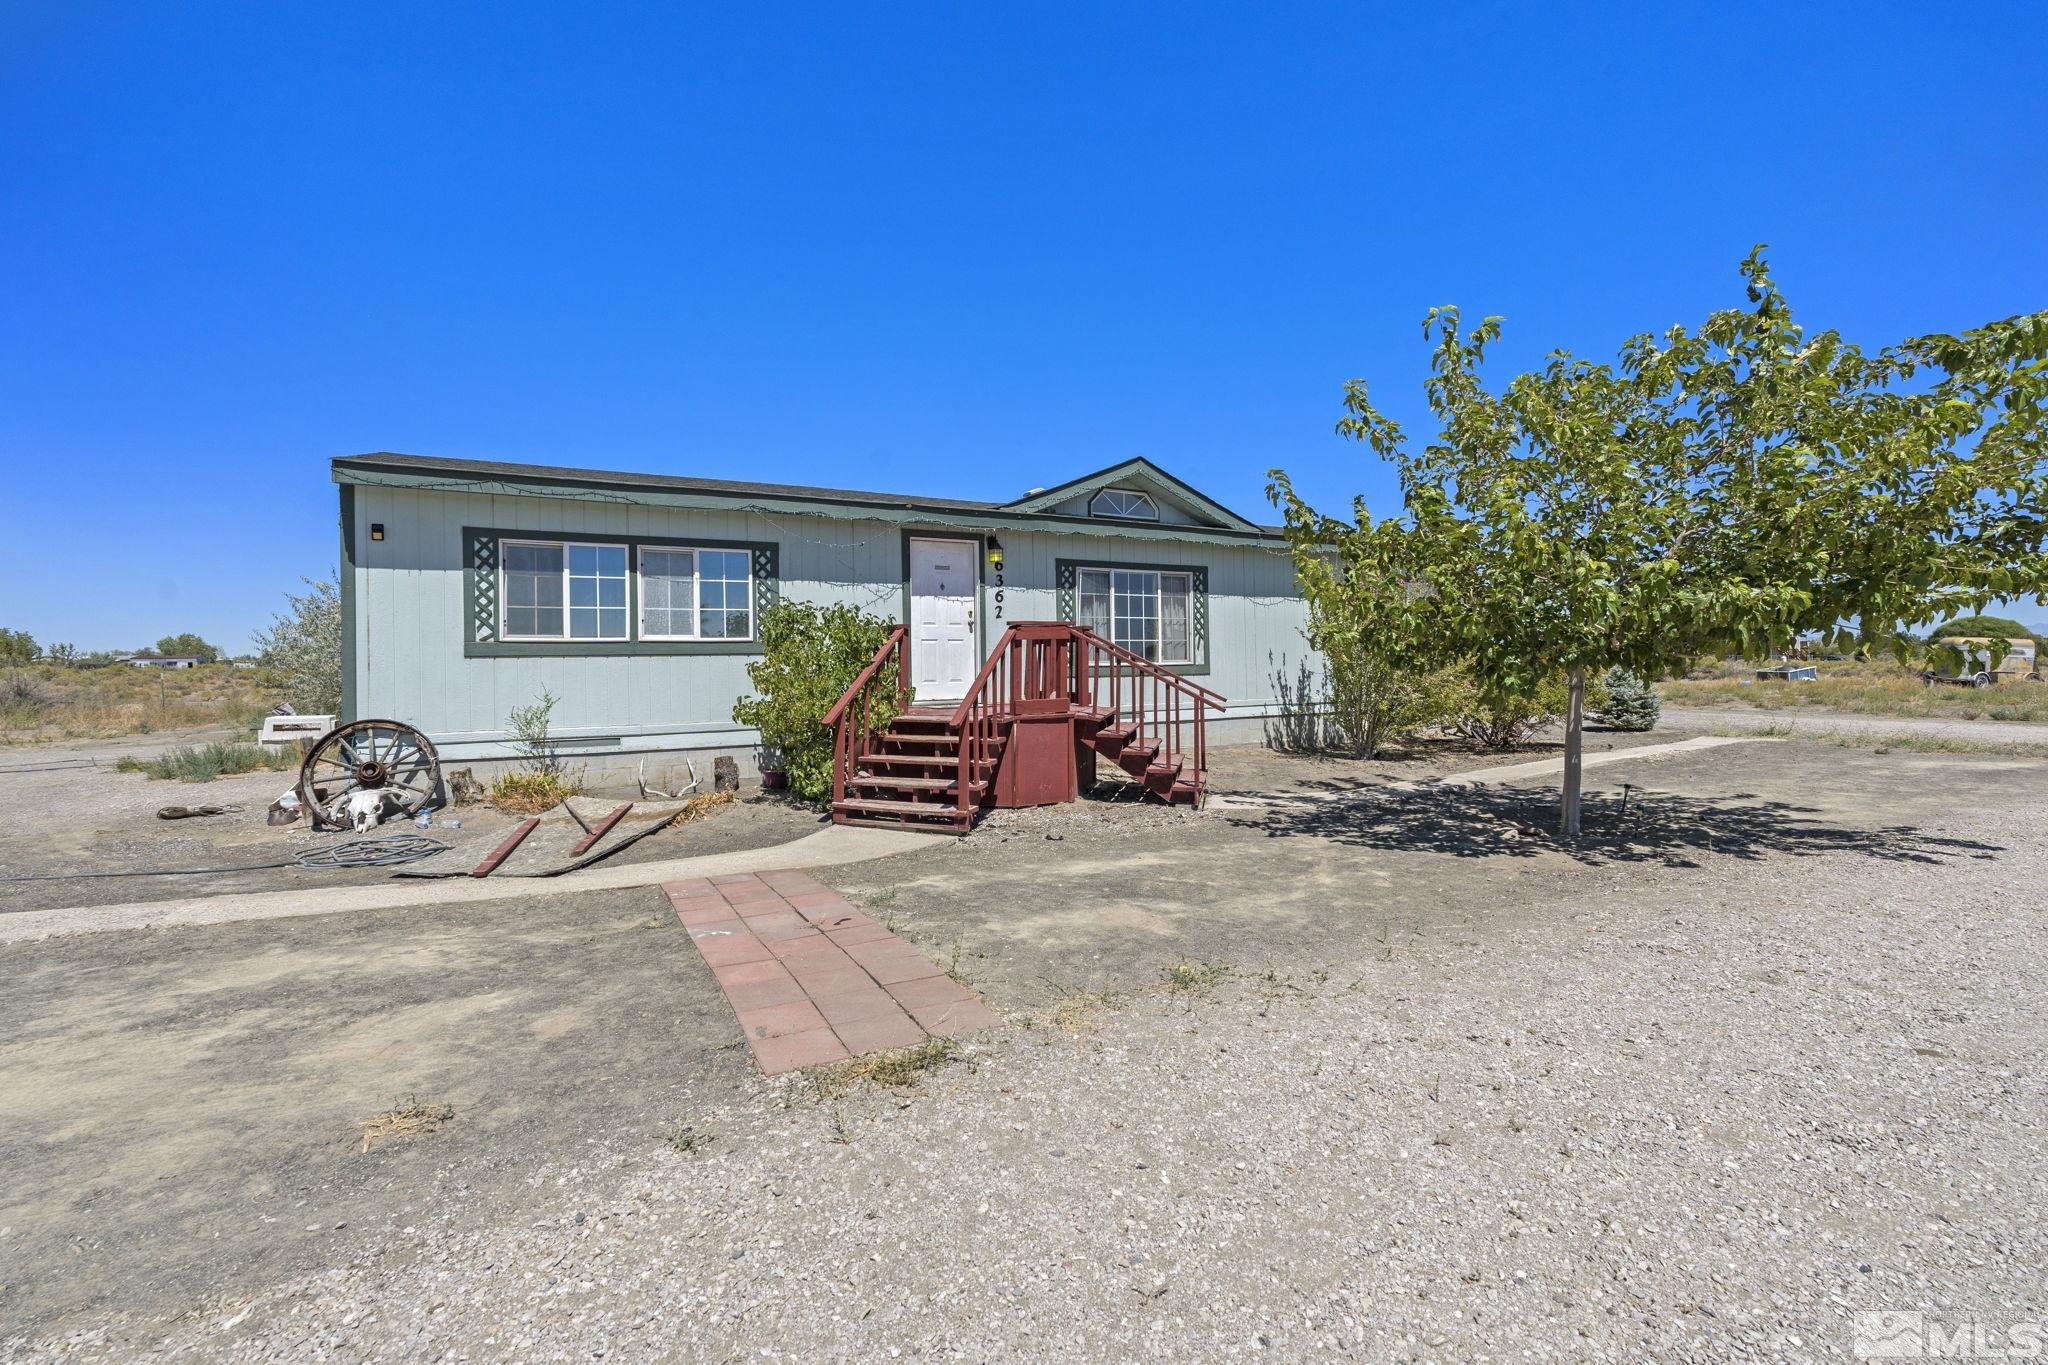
[665,870,1002,1075]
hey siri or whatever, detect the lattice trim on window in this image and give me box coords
[752,545,781,615]
[468,531,500,643]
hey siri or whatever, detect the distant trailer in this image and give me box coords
[1756,665,1818,682]
[1923,637,2040,688]
[129,656,203,668]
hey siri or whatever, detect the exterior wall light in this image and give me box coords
[370,523,386,541]
[987,537,1003,569]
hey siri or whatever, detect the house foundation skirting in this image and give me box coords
[423,710,1288,795]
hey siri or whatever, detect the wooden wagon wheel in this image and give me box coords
[298,719,442,829]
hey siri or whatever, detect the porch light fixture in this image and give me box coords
[987,537,1004,569]
[370,523,386,541]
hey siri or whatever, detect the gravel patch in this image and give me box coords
[17,772,2044,1361]
[1662,704,2048,750]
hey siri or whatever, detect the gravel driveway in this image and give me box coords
[1661,702,2048,749]
[15,740,2044,1362]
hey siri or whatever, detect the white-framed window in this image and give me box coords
[638,545,755,641]
[1076,567,1194,663]
[1089,487,1159,520]
[500,540,628,641]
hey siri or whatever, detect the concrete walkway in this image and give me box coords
[1207,734,1779,811]
[0,822,934,946]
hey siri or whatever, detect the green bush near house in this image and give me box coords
[733,601,901,807]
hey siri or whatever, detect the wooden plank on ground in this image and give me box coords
[569,802,633,855]
[471,818,539,878]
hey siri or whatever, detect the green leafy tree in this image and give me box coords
[1277,250,2048,838]
[252,578,341,714]
[733,600,900,806]
[155,632,222,663]
[0,629,37,665]
[44,642,78,665]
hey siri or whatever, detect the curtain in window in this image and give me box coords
[1160,572,1191,663]
[640,549,695,637]
[1112,569,1160,659]
[1077,569,1112,637]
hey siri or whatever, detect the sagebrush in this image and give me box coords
[116,741,297,783]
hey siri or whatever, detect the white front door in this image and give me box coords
[908,538,978,703]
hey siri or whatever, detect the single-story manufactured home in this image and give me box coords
[333,452,1318,784]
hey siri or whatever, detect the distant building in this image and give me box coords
[128,655,203,669]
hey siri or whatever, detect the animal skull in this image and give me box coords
[342,788,402,833]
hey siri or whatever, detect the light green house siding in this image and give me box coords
[339,471,1318,778]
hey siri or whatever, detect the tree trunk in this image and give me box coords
[1559,667,1586,841]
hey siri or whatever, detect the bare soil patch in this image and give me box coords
[0,887,753,1332]
[0,746,824,914]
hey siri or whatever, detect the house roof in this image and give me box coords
[331,452,1287,545]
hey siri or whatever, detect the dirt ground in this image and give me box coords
[828,735,2030,1011]
[0,731,825,914]
[2,731,2044,1352]
[0,888,755,1330]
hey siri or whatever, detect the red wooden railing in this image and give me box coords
[1071,626,1226,797]
[946,622,1225,817]
[821,625,908,809]
[946,623,1074,821]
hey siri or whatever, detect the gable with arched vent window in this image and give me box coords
[1089,487,1159,520]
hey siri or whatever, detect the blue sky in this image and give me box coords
[2,3,2044,651]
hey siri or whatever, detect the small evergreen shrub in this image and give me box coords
[1593,667,1661,731]
[733,601,901,806]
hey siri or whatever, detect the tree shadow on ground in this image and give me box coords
[1224,781,2005,869]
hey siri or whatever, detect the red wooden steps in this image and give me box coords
[825,626,1218,832]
